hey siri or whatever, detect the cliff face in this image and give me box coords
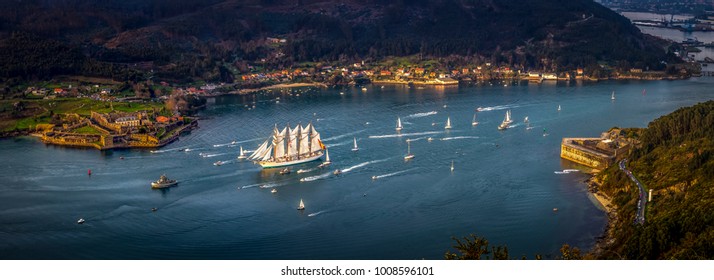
[0,0,672,81]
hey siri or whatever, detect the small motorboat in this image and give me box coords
[280,168,291,175]
[333,169,342,175]
[151,174,178,189]
[151,208,158,212]
[119,156,124,160]
[371,175,378,180]
[553,208,559,212]
[213,161,223,166]
[271,188,277,194]
[77,218,85,224]
[427,137,434,142]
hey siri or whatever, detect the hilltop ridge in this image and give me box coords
[0,0,677,83]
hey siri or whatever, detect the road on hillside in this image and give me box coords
[620,159,646,225]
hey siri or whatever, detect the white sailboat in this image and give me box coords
[237,146,247,159]
[351,137,359,151]
[472,113,479,126]
[396,117,403,131]
[404,140,415,160]
[297,199,305,210]
[611,91,615,100]
[450,160,454,172]
[498,110,512,130]
[524,116,529,123]
[558,105,561,111]
[445,117,452,129]
[319,148,332,168]
[249,123,325,168]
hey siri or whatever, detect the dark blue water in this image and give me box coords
[2,78,714,259]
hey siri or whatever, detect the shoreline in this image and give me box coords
[234,82,328,95]
[585,175,619,258]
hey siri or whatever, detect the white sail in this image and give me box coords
[505,110,512,123]
[274,127,287,159]
[352,137,359,151]
[611,91,615,100]
[445,117,452,129]
[298,199,305,210]
[396,117,403,131]
[288,125,299,158]
[261,146,273,161]
[524,116,529,123]
[310,125,322,153]
[325,149,331,163]
[250,140,269,160]
[300,124,311,155]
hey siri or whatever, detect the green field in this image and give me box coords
[1,98,164,132]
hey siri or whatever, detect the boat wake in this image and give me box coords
[477,104,518,112]
[369,131,441,139]
[406,136,428,142]
[326,140,351,148]
[297,168,317,174]
[554,169,580,174]
[241,181,288,189]
[150,146,189,153]
[342,158,390,173]
[441,136,479,141]
[322,129,367,142]
[371,168,417,180]
[213,137,262,147]
[202,152,228,158]
[404,111,437,119]
[300,172,332,182]
[308,210,326,217]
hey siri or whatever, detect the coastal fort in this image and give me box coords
[560,129,636,170]
[39,110,196,150]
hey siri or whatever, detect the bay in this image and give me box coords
[2,78,714,259]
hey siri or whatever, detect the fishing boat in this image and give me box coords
[237,146,247,160]
[297,199,305,210]
[611,91,615,100]
[351,137,359,151]
[249,123,326,168]
[404,140,415,160]
[445,117,452,129]
[318,149,332,168]
[77,218,85,224]
[396,117,403,131]
[271,188,277,194]
[151,174,178,189]
[472,114,479,126]
[498,110,512,130]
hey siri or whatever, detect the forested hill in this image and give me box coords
[0,0,674,82]
[597,100,714,259]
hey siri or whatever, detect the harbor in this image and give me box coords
[2,79,714,259]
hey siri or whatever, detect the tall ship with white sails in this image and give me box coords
[249,123,326,168]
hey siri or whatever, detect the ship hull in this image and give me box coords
[258,152,324,168]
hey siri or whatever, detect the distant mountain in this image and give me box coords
[0,0,675,82]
